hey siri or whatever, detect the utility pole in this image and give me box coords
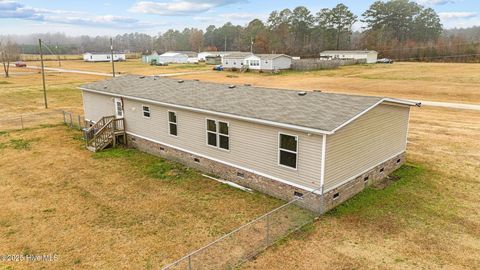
[56,43,61,67]
[110,37,116,77]
[224,36,227,51]
[250,37,253,53]
[39,39,48,109]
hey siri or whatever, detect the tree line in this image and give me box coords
[1,0,480,62]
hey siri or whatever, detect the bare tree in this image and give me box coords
[0,40,21,78]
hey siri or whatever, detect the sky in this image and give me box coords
[0,0,479,36]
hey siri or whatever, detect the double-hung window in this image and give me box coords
[206,119,229,150]
[168,111,177,136]
[142,105,150,118]
[279,133,298,169]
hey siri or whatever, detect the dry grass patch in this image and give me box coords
[178,62,480,104]
[26,59,212,76]
[0,126,283,269]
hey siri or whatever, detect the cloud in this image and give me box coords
[0,0,155,29]
[130,0,245,16]
[415,0,457,5]
[438,11,477,20]
[438,11,480,28]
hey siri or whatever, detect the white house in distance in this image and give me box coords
[157,51,198,64]
[320,50,378,64]
[222,53,293,71]
[198,51,240,61]
[83,52,126,62]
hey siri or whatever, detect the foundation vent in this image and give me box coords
[193,158,200,163]
[294,191,304,198]
[333,192,340,200]
[297,91,307,96]
[236,172,245,179]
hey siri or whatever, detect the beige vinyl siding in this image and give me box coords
[82,91,115,122]
[323,103,410,191]
[123,98,323,190]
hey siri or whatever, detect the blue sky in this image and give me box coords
[1,0,479,36]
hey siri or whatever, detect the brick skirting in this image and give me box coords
[127,133,405,213]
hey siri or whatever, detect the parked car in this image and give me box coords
[15,61,27,67]
[150,59,168,66]
[213,65,224,71]
[377,58,394,64]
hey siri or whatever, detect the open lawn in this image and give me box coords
[26,59,212,76]
[0,61,479,269]
[178,62,480,104]
[0,126,285,269]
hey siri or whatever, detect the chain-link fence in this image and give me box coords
[61,111,88,130]
[0,110,63,131]
[0,110,87,132]
[161,193,320,270]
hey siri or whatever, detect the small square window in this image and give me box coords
[142,106,151,118]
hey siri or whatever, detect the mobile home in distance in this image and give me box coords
[320,50,378,64]
[156,51,198,64]
[222,53,292,71]
[83,52,126,62]
[80,75,419,213]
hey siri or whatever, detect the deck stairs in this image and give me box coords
[84,116,126,152]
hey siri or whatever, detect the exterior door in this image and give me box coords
[114,98,124,118]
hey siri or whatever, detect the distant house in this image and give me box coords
[80,75,419,213]
[205,55,222,65]
[222,53,292,71]
[198,51,240,62]
[156,51,199,64]
[83,52,126,62]
[142,51,159,63]
[320,50,378,64]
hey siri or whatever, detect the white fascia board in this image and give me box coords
[78,87,332,135]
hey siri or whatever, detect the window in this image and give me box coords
[142,105,150,118]
[206,119,229,150]
[168,111,177,136]
[279,133,298,169]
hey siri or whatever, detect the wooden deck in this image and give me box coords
[85,116,126,152]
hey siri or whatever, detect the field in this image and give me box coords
[1,60,479,269]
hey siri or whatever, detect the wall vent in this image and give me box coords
[139,76,145,79]
[236,172,245,178]
[178,80,184,83]
[294,191,303,198]
[333,192,340,199]
[380,168,385,172]
[228,85,236,89]
[397,159,401,163]
[298,91,307,96]
[193,158,200,163]
[364,176,369,182]
[244,83,251,86]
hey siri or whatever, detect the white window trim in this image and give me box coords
[168,110,178,137]
[114,97,123,118]
[277,132,298,170]
[142,105,151,119]
[205,118,230,152]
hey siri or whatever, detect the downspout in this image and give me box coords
[320,134,327,195]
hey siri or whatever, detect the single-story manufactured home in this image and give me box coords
[222,53,292,71]
[141,51,159,63]
[156,51,198,64]
[320,50,378,64]
[198,51,240,62]
[80,75,419,212]
[83,52,126,62]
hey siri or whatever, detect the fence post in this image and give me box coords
[78,115,81,130]
[188,255,192,270]
[265,214,270,246]
[20,115,24,129]
[69,113,73,128]
[62,111,66,124]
